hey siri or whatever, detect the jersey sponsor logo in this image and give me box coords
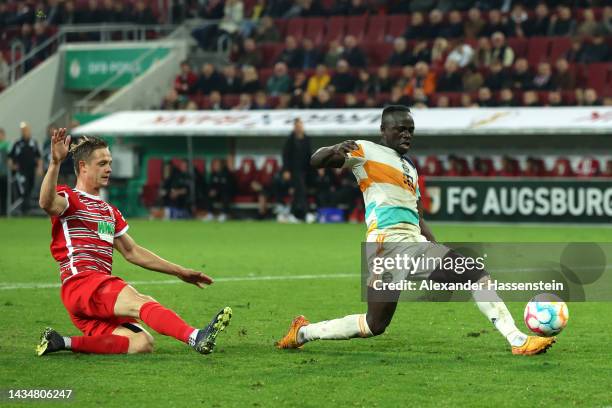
[97,221,115,243]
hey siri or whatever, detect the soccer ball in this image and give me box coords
[524,295,569,337]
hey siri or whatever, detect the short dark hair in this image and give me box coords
[70,136,108,175]
[381,105,411,127]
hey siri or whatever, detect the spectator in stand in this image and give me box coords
[483,9,508,37]
[411,40,432,64]
[528,3,550,37]
[446,39,475,68]
[464,8,486,39]
[604,6,612,35]
[580,33,610,63]
[472,157,496,177]
[387,0,411,14]
[477,87,497,107]
[552,58,575,90]
[221,64,242,94]
[290,0,326,18]
[131,0,156,24]
[301,38,322,69]
[565,38,585,63]
[344,93,361,108]
[324,40,344,68]
[581,88,602,106]
[403,12,426,40]
[576,157,601,178]
[412,88,429,108]
[437,59,463,92]
[241,65,261,93]
[355,69,376,94]
[547,5,576,37]
[397,65,415,90]
[389,85,412,106]
[436,94,450,107]
[306,64,330,97]
[372,65,394,94]
[277,36,304,69]
[266,62,291,96]
[254,16,281,43]
[282,118,312,221]
[161,160,192,219]
[388,37,414,66]
[313,168,336,208]
[218,0,244,41]
[602,160,612,178]
[532,62,554,91]
[546,90,564,107]
[8,122,42,215]
[161,89,182,110]
[233,93,253,110]
[294,92,315,108]
[292,71,308,97]
[440,10,464,39]
[461,93,477,107]
[405,61,436,97]
[437,0,473,12]
[490,32,514,67]
[577,9,602,37]
[446,155,470,177]
[462,64,484,92]
[409,0,436,13]
[523,157,547,177]
[313,89,335,108]
[208,91,226,110]
[423,155,445,176]
[485,60,510,91]
[329,59,356,93]
[510,58,531,90]
[197,63,223,94]
[341,35,367,68]
[112,0,131,23]
[236,38,263,68]
[550,157,574,177]
[427,9,445,39]
[498,156,520,177]
[0,54,9,90]
[175,62,197,95]
[507,4,528,38]
[331,0,368,16]
[206,159,234,222]
[263,0,292,18]
[430,37,449,70]
[277,94,292,109]
[474,36,492,67]
[522,90,540,107]
[498,88,517,106]
[252,91,271,109]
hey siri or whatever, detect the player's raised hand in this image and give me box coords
[176,267,214,288]
[333,140,359,155]
[50,128,71,165]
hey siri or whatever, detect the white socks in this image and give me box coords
[298,314,373,344]
[187,329,199,346]
[472,283,528,347]
[63,337,71,349]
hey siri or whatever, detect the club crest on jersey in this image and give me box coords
[97,221,115,243]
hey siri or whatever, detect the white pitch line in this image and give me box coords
[0,273,358,291]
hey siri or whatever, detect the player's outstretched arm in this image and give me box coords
[310,140,359,168]
[418,200,436,243]
[39,128,70,216]
[114,233,213,288]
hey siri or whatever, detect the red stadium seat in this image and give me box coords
[258,157,280,187]
[323,16,346,44]
[526,37,551,65]
[146,158,164,186]
[549,37,572,62]
[363,42,393,66]
[345,15,368,42]
[236,157,258,195]
[576,157,601,177]
[386,15,408,39]
[304,17,326,45]
[507,37,528,59]
[550,157,575,177]
[422,155,445,176]
[364,15,387,43]
[586,63,612,96]
[274,18,289,37]
[259,43,284,67]
[286,17,306,42]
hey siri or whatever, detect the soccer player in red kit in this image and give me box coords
[36,128,232,356]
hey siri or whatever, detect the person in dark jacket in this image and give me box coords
[282,118,312,220]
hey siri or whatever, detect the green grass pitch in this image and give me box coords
[0,219,611,407]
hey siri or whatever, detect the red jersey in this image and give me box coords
[50,185,129,283]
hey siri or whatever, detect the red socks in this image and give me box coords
[139,301,195,343]
[71,335,129,354]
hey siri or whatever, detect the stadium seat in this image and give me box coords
[586,63,612,96]
[507,37,528,59]
[526,37,550,65]
[259,44,284,67]
[236,157,258,195]
[363,42,393,66]
[142,158,163,207]
[549,37,572,62]
[258,157,280,187]
[286,18,306,42]
[345,15,368,42]
[323,16,346,44]
[576,157,601,177]
[422,155,445,176]
[386,15,408,39]
[550,157,575,177]
[304,17,326,45]
[364,15,387,43]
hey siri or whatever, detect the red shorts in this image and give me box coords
[61,271,137,336]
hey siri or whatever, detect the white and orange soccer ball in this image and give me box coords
[524,295,569,337]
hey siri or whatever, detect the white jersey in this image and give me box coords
[343,140,420,235]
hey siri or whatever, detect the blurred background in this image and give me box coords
[0,0,610,223]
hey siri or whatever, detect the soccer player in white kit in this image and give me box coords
[276,106,555,355]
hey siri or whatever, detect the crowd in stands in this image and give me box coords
[146,152,612,221]
[169,0,612,109]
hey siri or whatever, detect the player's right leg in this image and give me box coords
[113,284,232,354]
[275,288,400,349]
